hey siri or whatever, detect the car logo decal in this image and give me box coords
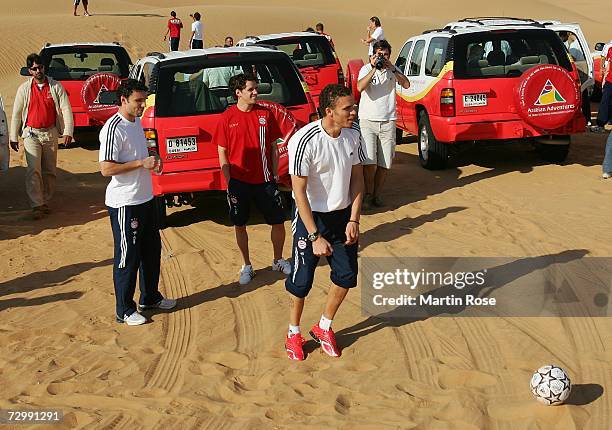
[534,79,566,106]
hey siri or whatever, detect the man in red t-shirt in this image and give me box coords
[596,47,612,130]
[215,73,292,284]
[163,11,183,51]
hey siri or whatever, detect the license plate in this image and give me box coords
[166,136,197,154]
[463,94,487,107]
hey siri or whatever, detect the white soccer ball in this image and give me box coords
[530,365,571,405]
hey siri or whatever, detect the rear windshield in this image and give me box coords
[453,30,572,79]
[40,47,132,80]
[155,56,308,117]
[257,37,336,68]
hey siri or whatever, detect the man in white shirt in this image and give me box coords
[99,79,176,326]
[189,12,204,49]
[357,39,410,208]
[284,84,365,361]
[361,16,385,56]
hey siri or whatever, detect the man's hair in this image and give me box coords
[319,84,351,114]
[193,12,201,20]
[170,10,176,17]
[370,16,381,27]
[26,53,42,68]
[229,73,258,98]
[305,27,315,32]
[118,79,148,101]
[315,23,324,31]
[373,39,392,55]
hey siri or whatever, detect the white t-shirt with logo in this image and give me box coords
[192,21,203,41]
[358,63,397,121]
[368,26,385,56]
[99,112,153,208]
[288,120,366,213]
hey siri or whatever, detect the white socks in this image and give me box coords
[288,324,301,336]
[319,315,332,331]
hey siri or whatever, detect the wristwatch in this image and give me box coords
[307,231,320,242]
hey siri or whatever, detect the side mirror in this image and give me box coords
[98,90,120,105]
[594,42,605,51]
[20,67,29,76]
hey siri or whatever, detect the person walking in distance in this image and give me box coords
[284,84,365,360]
[315,22,335,49]
[164,11,183,52]
[99,79,176,326]
[224,36,234,48]
[189,12,204,49]
[361,16,385,56]
[9,53,73,220]
[73,0,90,16]
[214,73,292,284]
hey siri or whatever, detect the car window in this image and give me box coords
[395,41,413,73]
[556,31,588,83]
[453,30,572,79]
[408,40,426,76]
[42,47,131,80]
[259,36,336,68]
[425,37,449,77]
[155,57,308,117]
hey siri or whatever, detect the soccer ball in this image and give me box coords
[530,365,571,405]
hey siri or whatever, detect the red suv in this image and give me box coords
[237,32,344,107]
[29,43,132,132]
[121,47,317,224]
[347,19,585,169]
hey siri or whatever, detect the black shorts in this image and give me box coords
[169,38,180,51]
[227,178,285,226]
[285,205,358,298]
[191,39,203,49]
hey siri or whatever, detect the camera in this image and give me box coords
[375,54,385,70]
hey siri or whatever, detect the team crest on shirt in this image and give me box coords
[130,218,139,229]
[230,196,238,204]
[259,117,267,125]
[297,239,307,250]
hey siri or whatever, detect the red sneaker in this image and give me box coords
[285,333,305,361]
[309,324,341,357]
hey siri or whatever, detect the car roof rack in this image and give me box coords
[458,17,544,27]
[422,28,456,34]
[146,51,166,59]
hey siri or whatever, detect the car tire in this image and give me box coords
[155,196,167,229]
[418,112,448,169]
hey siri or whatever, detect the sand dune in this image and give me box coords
[1,0,612,428]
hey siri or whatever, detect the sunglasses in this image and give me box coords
[29,66,43,71]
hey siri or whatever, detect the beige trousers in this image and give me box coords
[22,126,58,208]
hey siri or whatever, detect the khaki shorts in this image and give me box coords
[360,119,396,169]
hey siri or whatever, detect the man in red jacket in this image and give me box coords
[163,11,183,51]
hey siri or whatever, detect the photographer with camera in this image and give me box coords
[356,39,409,209]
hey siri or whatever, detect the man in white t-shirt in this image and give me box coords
[99,79,176,326]
[361,16,385,56]
[189,12,204,49]
[357,39,410,208]
[284,84,365,361]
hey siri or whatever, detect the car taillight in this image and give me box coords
[440,88,455,117]
[144,128,158,152]
[338,68,345,86]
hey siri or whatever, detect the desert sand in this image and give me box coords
[1,0,612,429]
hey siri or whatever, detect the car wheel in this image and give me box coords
[155,196,167,229]
[418,112,448,169]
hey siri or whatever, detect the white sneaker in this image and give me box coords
[139,298,177,311]
[603,172,611,179]
[120,311,146,326]
[272,258,291,275]
[239,265,255,285]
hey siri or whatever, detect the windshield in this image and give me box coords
[258,37,336,68]
[155,56,307,117]
[453,30,572,79]
[41,47,131,80]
